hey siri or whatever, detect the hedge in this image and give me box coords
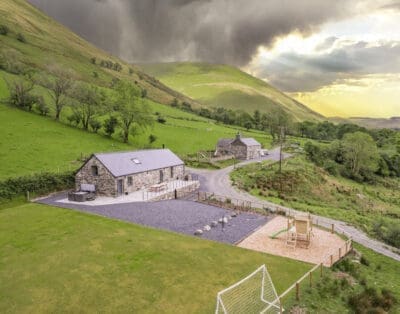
[0,171,75,201]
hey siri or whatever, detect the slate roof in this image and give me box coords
[238,137,261,146]
[217,138,233,147]
[94,149,184,177]
[217,137,261,147]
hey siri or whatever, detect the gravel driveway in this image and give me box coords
[38,193,269,244]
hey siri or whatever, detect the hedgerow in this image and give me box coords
[0,171,74,200]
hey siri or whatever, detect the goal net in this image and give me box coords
[215,265,281,314]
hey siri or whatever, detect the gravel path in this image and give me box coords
[190,148,400,262]
[38,194,270,244]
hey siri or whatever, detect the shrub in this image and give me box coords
[103,115,119,137]
[89,118,102,133]
[0,172,74,201]
[157,116,166,124]
[0,24,9,35]
[35,97,50,116]
[360,255,370,266]
[348,287,397,313]
[148,134,157,144]
[16,33,26,43]
[67,112,81,126]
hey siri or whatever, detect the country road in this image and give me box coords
[190,148,400,262]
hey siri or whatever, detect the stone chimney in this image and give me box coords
[235,132,241,140]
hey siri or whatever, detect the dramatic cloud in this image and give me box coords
[253,39,400,92]
[28,0,356,65]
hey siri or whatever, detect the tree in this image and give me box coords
[42,66,73,120]
[103,115,118,137]
[266,108,291,142]
[341,132,379,178]
[5,75,37,111]
[113,81,153,143]
[71,83,104,130]
[253,110,261,130]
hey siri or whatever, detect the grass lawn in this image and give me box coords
[0,202,311,313]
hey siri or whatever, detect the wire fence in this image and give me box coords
[202,191,354,313]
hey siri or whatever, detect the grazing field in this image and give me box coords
[0,202,311,313]
[140,62,323,121]
[0,101,271,179]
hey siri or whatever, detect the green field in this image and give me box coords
[0,202,311,313]
[0,69,273,179]
[140,62,323,121]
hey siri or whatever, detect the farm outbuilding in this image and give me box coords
[75,149,185,197]
[215,133,262,160]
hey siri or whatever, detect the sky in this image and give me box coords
[28,0,400,118]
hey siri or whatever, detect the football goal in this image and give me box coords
[215,265,281,314]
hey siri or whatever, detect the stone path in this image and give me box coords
[190,148,400,262]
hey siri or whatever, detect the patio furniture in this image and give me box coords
[148,182,167,193]
[68,184,96,202]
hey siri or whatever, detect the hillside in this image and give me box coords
[0,0,275,179]
[140,62,324,122]
[0,0,199,109]
[0,72,271,179]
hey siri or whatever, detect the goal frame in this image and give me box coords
[215,264,281,314]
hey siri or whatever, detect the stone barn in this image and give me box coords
[215,133,262,160]
[75,149,185,197]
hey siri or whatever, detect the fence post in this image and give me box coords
[320,263,323,277]
[296,282,300,301]
[330,254,333,267]
[309,271,312,288]
[279,298,283,314]
[26,191,30,201]
[331,224,334,234]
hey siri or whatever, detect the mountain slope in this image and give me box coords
[0,0,274,179]
[0,0,198,108]
[140,62,324,121]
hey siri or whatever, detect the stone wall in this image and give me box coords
[230,140,248,159]
[118,164,185,195]
[75,156,116,197]
[246,145,262,159]
[76,156,185,197]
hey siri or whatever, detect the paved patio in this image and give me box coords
[59,180,198,206]
[37,193,270,244]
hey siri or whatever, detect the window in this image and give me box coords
[131,158,141,164]
[127,176,133,186]
[91,165,98,176]
[170,167,174,178]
